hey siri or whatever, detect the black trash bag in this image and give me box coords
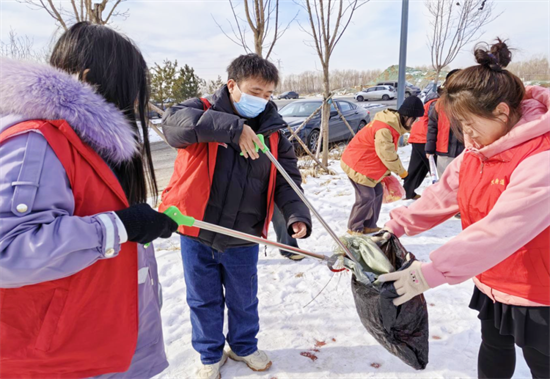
[350,233,429,370]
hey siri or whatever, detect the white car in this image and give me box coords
[354,85,395,101]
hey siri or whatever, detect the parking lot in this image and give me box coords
[275,96,397,110]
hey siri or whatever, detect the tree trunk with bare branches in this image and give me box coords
[299,0,368,167]
[214,0,296,60]
[427,0,500,85]
[17,0,128,30]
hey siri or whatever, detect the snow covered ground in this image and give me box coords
[152,145,532,379]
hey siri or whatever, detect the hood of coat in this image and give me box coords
[374,109,409,135]
[211,85,287,134]
[465,86,550,159]
[0,58,138,164]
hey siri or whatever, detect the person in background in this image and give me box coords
[379,39,549,379]
[161,54,312,379]
[0,22,177,379]
[403,97,439,200]
[273,205,305,261]
[425,69,464,179]
[341,96,425,235]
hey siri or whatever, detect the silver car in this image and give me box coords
[354,85,395,102]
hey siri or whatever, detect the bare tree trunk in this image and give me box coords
[215,0,295,60]
[433,68,442,93]
[321,65,330,167]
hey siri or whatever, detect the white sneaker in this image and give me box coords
[197,352,228,379]
[227,349,272,372]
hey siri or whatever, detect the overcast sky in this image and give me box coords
[1,0,549,80]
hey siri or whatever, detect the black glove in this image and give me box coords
[115,203,179,245]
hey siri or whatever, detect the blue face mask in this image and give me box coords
[233,85,268,118]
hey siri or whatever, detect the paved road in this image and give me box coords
[151,96,398,191]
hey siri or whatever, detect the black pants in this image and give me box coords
[478,319,550,379]
[403,143,431,199]
[272,205,299,257]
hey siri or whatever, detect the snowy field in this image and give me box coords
[152,145,532,379]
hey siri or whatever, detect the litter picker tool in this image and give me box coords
[243,134,359,265]
[163,206,349,273]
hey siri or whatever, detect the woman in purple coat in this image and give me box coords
[0,23,177,378]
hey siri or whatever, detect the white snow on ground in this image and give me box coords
[148,119,165,143]
[153,145,531,379]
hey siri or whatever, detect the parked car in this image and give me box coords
[277,91,299,99]
[279,99,371,153]
[147,110,162,119]
[354,85,395,102]
[377,81,421,97]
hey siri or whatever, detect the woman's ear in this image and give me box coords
[494,102,511,122]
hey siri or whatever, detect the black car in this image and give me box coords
[277,91,299,100]
[279,99,371,153]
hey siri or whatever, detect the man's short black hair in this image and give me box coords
[227,54,279,86]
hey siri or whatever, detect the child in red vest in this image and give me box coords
[0,23,177,378]
[161,54,311,378]
[341,96,424,234]
[379,39,549,378]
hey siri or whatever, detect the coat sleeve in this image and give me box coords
[425,102,439,154]
[421,151,550,288]
[162,98,245,149]
[374,128,407,177]
[273,133,312,237]
[384,152,463,237]
[0,132,125,288]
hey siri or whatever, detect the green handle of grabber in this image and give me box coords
[240,134,269,156]
[144,207,195,247]
[163,206,196,227]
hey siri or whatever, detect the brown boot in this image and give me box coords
[363,227,382,234]
[347,230,364,236]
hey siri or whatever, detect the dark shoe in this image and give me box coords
[454,213,461,219]
[406,194,421,200]
[281,252,305,261]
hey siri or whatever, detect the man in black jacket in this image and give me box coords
[162,54,311,378]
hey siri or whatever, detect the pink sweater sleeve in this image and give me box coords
[401,152,550,288]
[385,154,463,238]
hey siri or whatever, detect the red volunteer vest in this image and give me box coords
[408,99,437,144]
[160,99,279,238]
[458,133,550,305]
[341,120,402,181]
[435,103,451,154]
[0,120,138,378]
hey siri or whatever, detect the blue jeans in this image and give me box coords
[180,236,259,364]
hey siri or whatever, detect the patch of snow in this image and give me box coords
[153,145,531,379]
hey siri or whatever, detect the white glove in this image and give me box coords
[378,260,430,306]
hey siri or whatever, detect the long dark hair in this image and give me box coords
[441,38,525,142]
[50,22,157,205]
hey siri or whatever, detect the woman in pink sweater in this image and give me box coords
[379,40,549,379]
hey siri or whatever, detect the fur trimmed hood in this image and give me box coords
[0,58,138,163]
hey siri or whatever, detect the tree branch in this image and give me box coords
[104,0,123,24]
